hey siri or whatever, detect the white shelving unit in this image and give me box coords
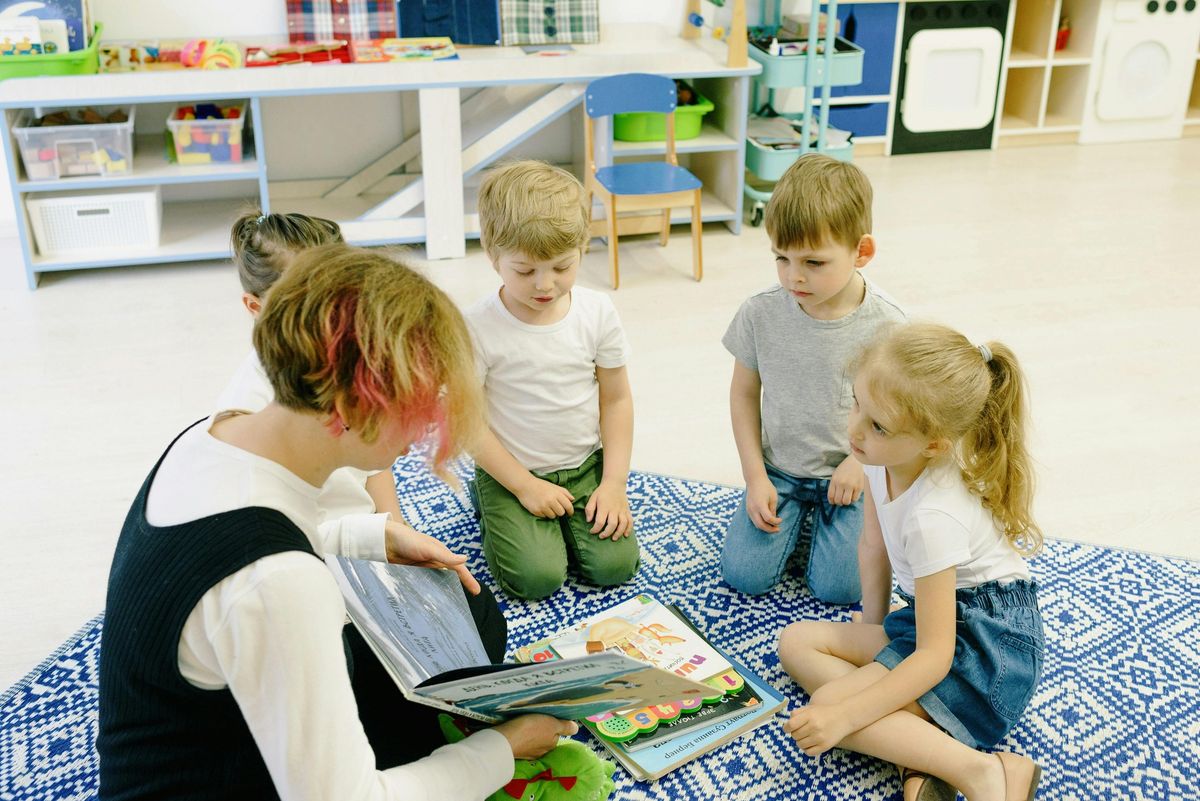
[1,30,759,288]
[995,0,1102,144]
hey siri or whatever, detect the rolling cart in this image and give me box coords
[744,0,864,226]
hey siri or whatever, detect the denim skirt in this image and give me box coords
[874,579,1044,749]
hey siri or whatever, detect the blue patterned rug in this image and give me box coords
[3,457,1198,800]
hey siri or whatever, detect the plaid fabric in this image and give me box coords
[286,0,398,43]
[499,0,599,45]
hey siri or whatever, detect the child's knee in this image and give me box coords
[720,551,776,596]
[577,538,640,587]
[497,562,569,601]
[806,570,861,605]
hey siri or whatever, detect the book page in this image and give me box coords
[517,594,734,686]
[326,556,490,691]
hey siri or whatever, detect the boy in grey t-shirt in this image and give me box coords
[721,155,905,603]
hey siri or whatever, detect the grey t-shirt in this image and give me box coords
[722,279,906,479]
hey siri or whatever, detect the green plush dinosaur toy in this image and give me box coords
[439,714,616,801]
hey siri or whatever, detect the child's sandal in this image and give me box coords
[996,752,1043,801]
[899,766,958,801]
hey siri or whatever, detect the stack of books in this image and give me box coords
[515,594,785,781]
[329,557,784,781]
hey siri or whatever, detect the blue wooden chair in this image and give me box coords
[584,73,704,289]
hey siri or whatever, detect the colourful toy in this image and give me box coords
[168,102,247,165]
[439,715,616,801]
[181,39,243,69]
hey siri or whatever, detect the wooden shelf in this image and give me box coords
[1011,0,1056,64]
[1045,63,1089,128]
[1008,48,1047,67]
[1001,66,1047,130]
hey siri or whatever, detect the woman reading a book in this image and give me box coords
[97,245,577,801]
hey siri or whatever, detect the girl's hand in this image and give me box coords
[384,520,481,595]
[783,704,854,756]
[494,715,580,760]
[746,475,782,533]
[585,481,633,539]
[828,455,864,506]
[516,478,575,519]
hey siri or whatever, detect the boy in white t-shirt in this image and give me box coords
[465,160,640,600]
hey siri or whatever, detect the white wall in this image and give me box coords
[0,0,694,233]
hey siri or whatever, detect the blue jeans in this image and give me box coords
[720,463,863,603]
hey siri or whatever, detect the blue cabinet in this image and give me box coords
[831,3,899,98]
[830,102,890,137]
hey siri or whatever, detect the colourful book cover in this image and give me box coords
[515,594,744,696]
[601,649,785,782]
[0,0,89,51]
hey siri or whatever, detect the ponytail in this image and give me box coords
[230,207,344,297]
[961,342,1042,555]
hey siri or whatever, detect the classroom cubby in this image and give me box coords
[1009,0,1056,63]
[1053,0,1099,63]
[1044,64,1089,128]
[1001,66,1046,129]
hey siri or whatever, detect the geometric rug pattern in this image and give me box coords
[3,455,1198,800]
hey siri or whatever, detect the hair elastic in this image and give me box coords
[256,214,267,225]
[978,344,993,363]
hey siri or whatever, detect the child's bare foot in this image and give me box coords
[899,766,957,801]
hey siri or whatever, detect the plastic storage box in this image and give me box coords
[167,102,247,165]
[614,93,715,142]
[13,105,135,181]
[26,186,162,257]
[745,137,853,181]
[0,23,101,81]
[748,36,864,90]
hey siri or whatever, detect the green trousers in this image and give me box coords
[473,450,641,600]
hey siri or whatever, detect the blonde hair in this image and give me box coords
[253,244,482,479]
[764,154,872,251]
[231,208,344,297]
[477,160,589,260]
[856,322,1042,556]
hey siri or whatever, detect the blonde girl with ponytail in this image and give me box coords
[778,322,1045,801]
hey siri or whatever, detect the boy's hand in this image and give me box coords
[746,475,782,533]
[585,480,633,540]
[384,520,481,595]
[828,455,864,506]
[783,703,853,757]
[516,477,575,519]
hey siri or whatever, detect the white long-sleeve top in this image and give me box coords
[144,414,514,801]
[215,348,389,554]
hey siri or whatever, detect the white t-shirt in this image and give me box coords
[215,349,386,551]
[145,417,514,801]
[465,286,631,473]
[865,461,1031,596]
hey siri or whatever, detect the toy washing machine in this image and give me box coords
[1080,0,1200,142]
[890,0,1010,154]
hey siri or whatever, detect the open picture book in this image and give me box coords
[325,556,720,724]
[513,593,787,781]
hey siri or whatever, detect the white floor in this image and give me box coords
[2,139,1198,690]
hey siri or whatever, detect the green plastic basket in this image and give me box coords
[613,93,715,142]
[0,24,101,82]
